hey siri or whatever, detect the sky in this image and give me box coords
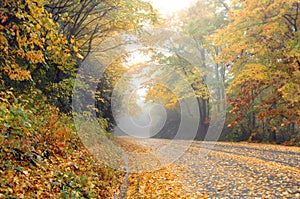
[149,0,198,17]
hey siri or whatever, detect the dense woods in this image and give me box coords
[0,0,299,197]
[141,0,300,144]
[0,0,156,197]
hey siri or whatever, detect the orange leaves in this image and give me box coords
[55,142,65,147]
[4,64,32,81]
[0,33,8,47]
[227,64,268,95]
[25,50,44,64]
[256,109,278,121]
[227,120,238,128]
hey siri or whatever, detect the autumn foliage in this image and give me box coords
[0,0,300,197]
[0,0,157,197]
[0,89,123,197]
[175,0,300,144]
[211,0,300,144]
[0,0,75,82]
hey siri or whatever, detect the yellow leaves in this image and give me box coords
[73,45,79,53]
[92,107,99,113]
[0,14,8,24]
[165,103,176,108]
[76,53,84,60]
[228,63,269,93]
[221,0,300,130]
[54,37,61,44]
[75,41,80,46]
[64,48,71,53]
[114,138,187,198]
[278,81,300,105]
[96,97,105,103]
[126,165,185,198]
[36,23,41,30]
[46,45,52,51]
[0,103,122,197]
[0,0,77,83]
[70,37,75,44]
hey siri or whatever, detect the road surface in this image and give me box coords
[116,137,300,198]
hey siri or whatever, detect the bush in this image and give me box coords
[0,89,123,198]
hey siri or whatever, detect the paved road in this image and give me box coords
[119,137,300,198]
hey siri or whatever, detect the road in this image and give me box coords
[116,137,300,198]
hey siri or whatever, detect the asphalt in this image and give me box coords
[119,137,300,198]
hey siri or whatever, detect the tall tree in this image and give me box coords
[0,0,75,84]
[0,0,158,113]
[212,0,300,143]
[45,0,157,59]
[0,0,79,113]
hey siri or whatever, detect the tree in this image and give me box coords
[45,0,157,59]
[1,0,158,113]
[144,51,210,139]
[44,0,157,112]
[139,0,230,140]
[0,0,75,85]
[212,0,300,143]
[179,0,229,112]
[0,0,80,113]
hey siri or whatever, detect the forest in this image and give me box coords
[0,0,299,198]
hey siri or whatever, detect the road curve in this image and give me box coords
[117,137,300,198]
